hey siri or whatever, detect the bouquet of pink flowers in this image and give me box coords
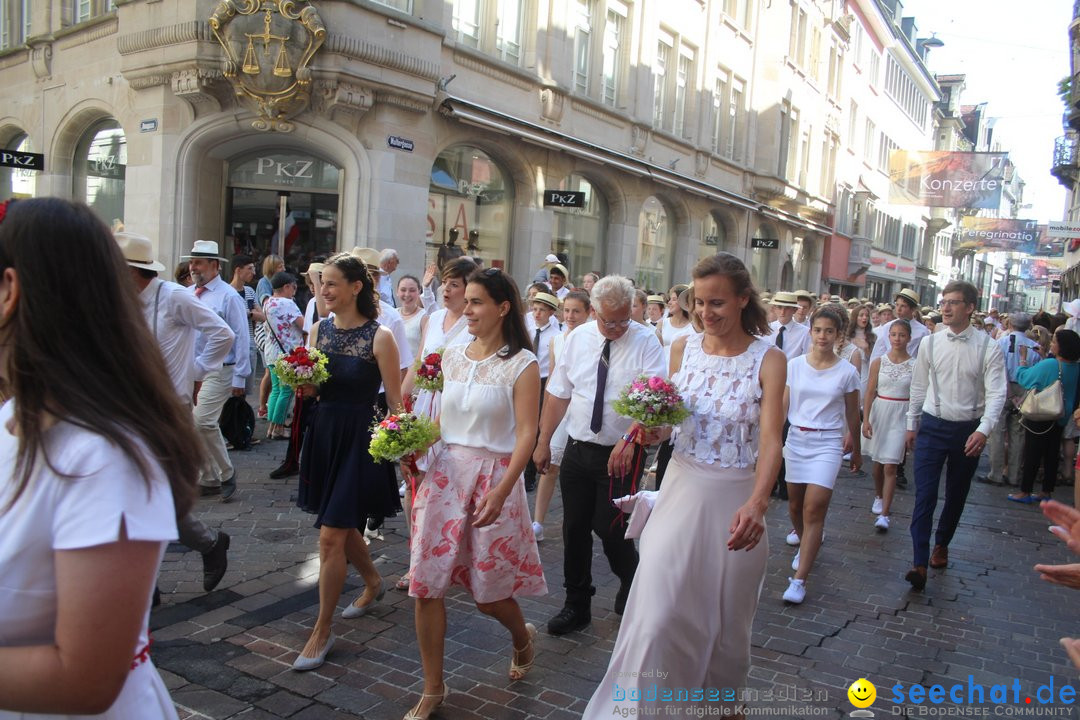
[274,346,330,389]
[368,412,439,465]
[414,350,444,392]
[612,375,690,428]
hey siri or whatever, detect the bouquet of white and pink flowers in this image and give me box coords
[612,375,690,429]
[274,346,330,389]
[368,411,439,471]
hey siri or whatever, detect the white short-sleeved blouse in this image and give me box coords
[439,345,537,454]
[0,399,179,720]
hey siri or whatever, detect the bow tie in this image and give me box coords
[947,333,968,342]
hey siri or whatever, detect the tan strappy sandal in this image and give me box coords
[402,684,448,720]
[509,623,537,681]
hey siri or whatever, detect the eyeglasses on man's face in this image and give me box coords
[938,299,968,308]
[595,312,631,329]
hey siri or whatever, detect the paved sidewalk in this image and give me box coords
[155,428,1080,719]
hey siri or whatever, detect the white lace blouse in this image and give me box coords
[671,335,771,467]
[440,345,538,454]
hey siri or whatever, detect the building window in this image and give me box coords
[653,33,672,129]
[787,2,807,69]
[848,100,858,148]
[0,133,36,201]
[712,71,728,155]
[779,100,799,181]
[798,124,811,189]
[370,0,412,12]
[636,196,672,291]
[74,119,127,229]
[809,26,821,83]
[601,1,627,107]
[863,118,875,165]
[884,55,930,129]
[452,0,482,48]
[868,51,880,87]
[877,133,898,173]
[572,0,593,94]
[68,0,113,25]
[827,43,843,98]
[0,0,31,49]
[428,145,514,271]
[820,131,838,197]
[495,0,522,64]
[553,174,607,280]
[672,46,694,137]
[901,224,917,260]
[723,0,751,29]
[729,78,745,161]
[851,21,864,67]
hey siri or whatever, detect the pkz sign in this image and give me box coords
[543,190,586,208]
[0,151,44,172]
[751,237,779,250]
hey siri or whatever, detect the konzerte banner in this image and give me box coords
[889,151,1007,208]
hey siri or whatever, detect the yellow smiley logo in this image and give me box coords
[848,678,876,709]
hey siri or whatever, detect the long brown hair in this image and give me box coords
[0,198,200,517]
[468,267,530,358]
[324,253,379,319]
[690,253,770,336]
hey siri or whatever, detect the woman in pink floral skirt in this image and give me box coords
[404,267,546,720]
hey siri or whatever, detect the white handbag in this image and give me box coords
[1019,361,1064,425]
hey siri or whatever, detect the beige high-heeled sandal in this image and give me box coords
[509,623,537,681]
[402,684,448,720]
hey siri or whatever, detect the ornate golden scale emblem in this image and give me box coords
[209,0,326,131]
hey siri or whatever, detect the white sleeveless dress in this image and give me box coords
[866,355,915,465]
[583,335,772,718]
[413,308,471,472]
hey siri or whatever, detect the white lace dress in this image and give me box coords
[408,345,547,602]
[865,354,915,464]
[583,335,772,719]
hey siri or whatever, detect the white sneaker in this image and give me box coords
[531,521,544,542]
[842,452,852,461]
[791,551,800,572]
[875,515,890,531]
[785,529,800,546]
[398,482,407,498]
[783,578,806,604]
[871,497,883,515]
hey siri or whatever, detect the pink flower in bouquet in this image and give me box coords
[648,376,665,391]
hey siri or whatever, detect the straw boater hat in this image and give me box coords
[677,286,694,312]
[349,246,382,271]
[531,292,559,310]
[646,294,666,305]
[306,262,325,279]
[829,295,842,303]
[180,239,228,262]
[895,288,920,308]
[794,289,814,302]
[770,291,800,308]
[115,232,166,272]
[548,263,569,278]
[877,303,893,312]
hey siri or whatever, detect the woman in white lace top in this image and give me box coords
[582,254,786,719]
[862,319,914,531]
[405,268,546,720]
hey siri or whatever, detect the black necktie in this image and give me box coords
[591,339,611,434]
[534,328,542,353]
[777,325,786,350]
[1009,335,1016,354]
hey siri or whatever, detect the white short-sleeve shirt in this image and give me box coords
[786,355,861,430]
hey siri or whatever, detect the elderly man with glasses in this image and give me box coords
[533,275,665,636]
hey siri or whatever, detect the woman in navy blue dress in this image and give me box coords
[294,253,403,670]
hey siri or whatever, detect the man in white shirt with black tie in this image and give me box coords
[534,276,665,636]
[765,292,810,359]
[869,288,930,364]
[904,280,1007,590]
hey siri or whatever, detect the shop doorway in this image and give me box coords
[224,150,342,268]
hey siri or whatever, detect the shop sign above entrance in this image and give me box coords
[543,190,586,208]
[751,237,779,250]
[229,152,340,191]
[0,151,44,171]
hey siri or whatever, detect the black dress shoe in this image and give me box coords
[905,566,927,591]
[269,461,299,479]
[202,531,230,592]
[199,485,221,497]
[220,474,237,503]
[547,606,590,636]
[614,583,631,615]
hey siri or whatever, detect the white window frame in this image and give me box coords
[788,2,807,69]
[722,0,750,29]
[672,45,694,138]
[572,0,593,94]
[863,118,875,164]
[653,31,673,129]
[601,0,628,107]
[495,0,522,64]
[452,0,481,48]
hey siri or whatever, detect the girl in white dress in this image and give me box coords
[532,290,591,540]
[783,306,862,605]
[582,254,786,719]
[398,258,476,590]
[406,268,546,720]
[396,274,427,359]
[862,320,914,531]
[656,283,695,371]
[0,198,202,719]
[848,306,876,398]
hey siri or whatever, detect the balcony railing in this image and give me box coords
[1053,135,1079,187]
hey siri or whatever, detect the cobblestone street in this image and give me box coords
[155,422,1080,719]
